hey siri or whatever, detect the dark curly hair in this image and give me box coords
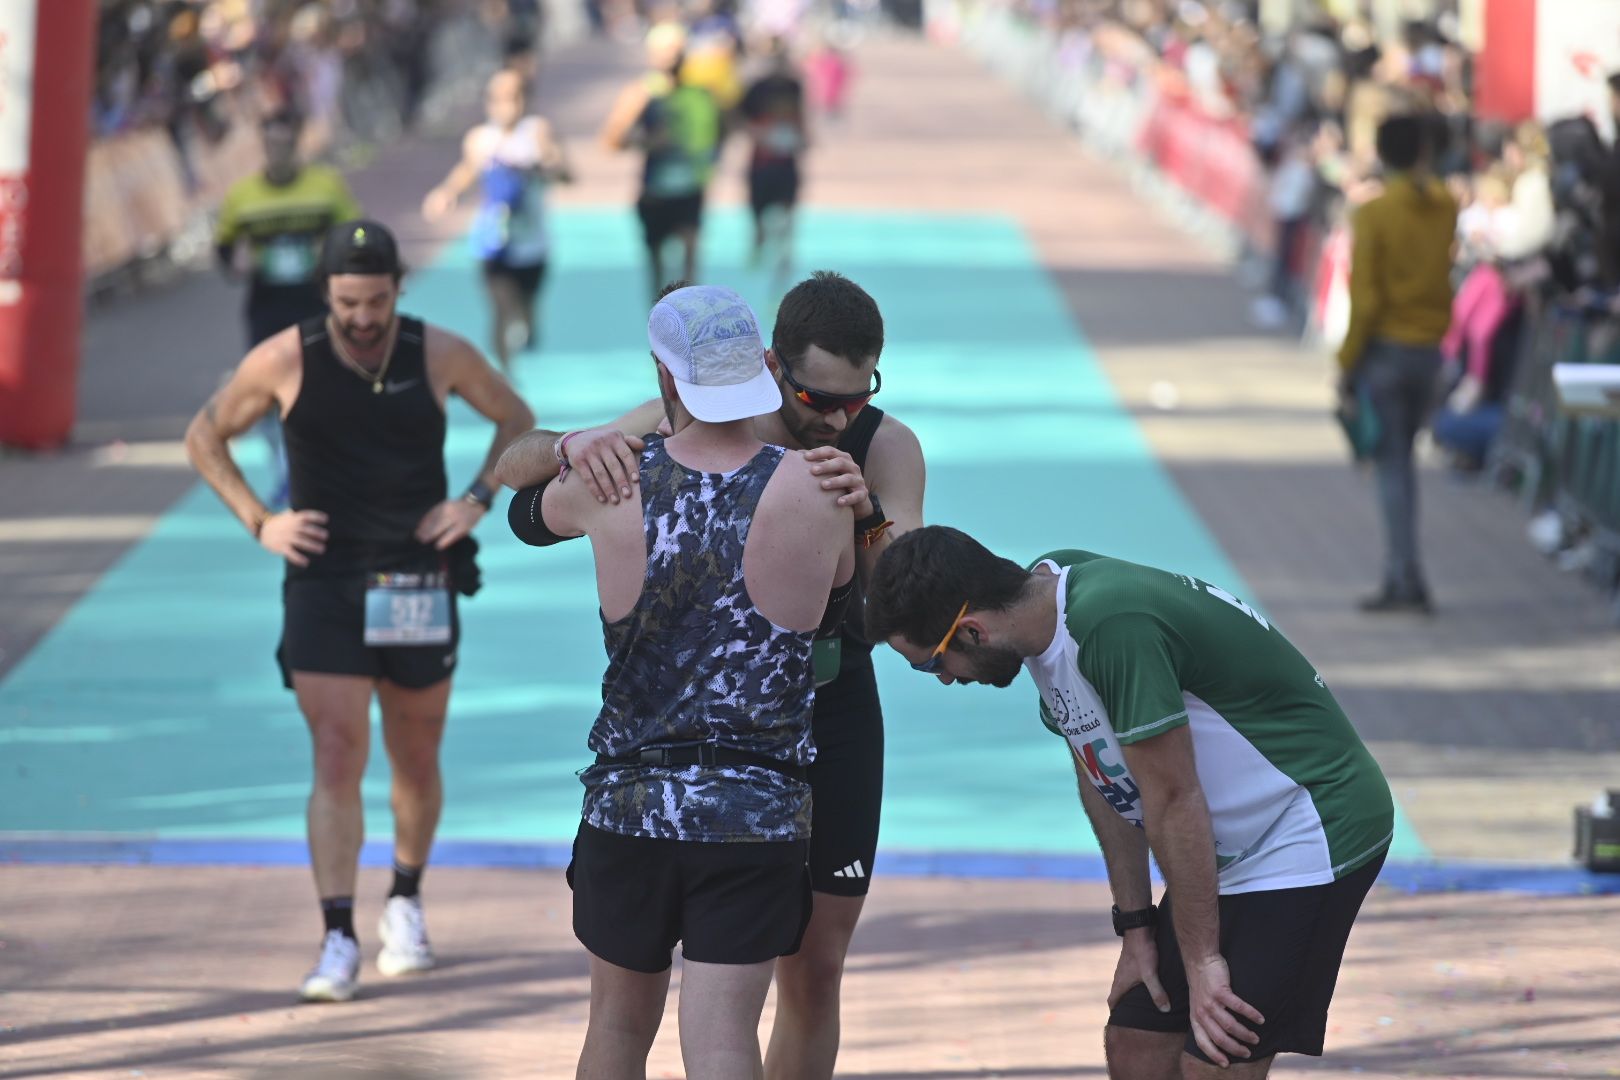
[865,526,1032,646]
[771,270,884,370]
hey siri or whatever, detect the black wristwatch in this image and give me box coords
[853,494,885,534]
[462,479,495,510]
[1111,904,1157,936]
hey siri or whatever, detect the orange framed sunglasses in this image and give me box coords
[911,602,969,673]
[780,365,881,415]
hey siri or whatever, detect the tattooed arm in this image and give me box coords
[183,328,323,563]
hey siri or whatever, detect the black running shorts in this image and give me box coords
[749,162,800,215]
[806,649,884,896]
[278,576,459,690]
[481,257,547,300]
[568,821,812,973]
[1109,852,1386,1062]
[636,192,704,251]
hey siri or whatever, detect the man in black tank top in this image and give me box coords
[495,271,925,1080]
[185,221,534,1004]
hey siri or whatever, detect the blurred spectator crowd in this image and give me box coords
[84,1,523,280]
[92,0,470,175]
[940,0,1620,616]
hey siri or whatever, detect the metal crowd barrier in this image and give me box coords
[1492,298,1620,619]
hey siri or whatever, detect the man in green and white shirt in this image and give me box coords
[866,526,1393,1078]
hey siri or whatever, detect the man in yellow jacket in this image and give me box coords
[1337,115,1456,614]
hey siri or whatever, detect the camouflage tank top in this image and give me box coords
[578,436,816,842]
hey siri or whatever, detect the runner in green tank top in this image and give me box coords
[866,526,1394,1078]
[600,23,722,302]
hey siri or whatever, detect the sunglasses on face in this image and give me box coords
[911,602,969,674]
[779,364,881,415]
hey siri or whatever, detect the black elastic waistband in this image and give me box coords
[594,744,806,781]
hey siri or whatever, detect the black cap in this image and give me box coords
[321,219,402,278]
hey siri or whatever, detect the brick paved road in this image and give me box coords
[3,866,1617,1078]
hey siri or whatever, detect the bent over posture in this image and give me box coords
[866,526,1394,1080]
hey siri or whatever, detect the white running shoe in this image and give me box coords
[299,930,361,1002]
[376,895,435,976]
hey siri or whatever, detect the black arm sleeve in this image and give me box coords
[507,479,578,547]
[818,575,856,638]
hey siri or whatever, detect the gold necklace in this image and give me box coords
[328,317,400,394]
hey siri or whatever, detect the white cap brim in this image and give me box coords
[671,363,783,423]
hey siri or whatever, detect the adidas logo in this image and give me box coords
[832,859,866,880]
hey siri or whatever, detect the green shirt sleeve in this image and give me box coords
[1077,612,1189,745]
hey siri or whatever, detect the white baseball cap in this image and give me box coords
[648,285,781,423]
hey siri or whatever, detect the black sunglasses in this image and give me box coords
[780,364,881,415]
